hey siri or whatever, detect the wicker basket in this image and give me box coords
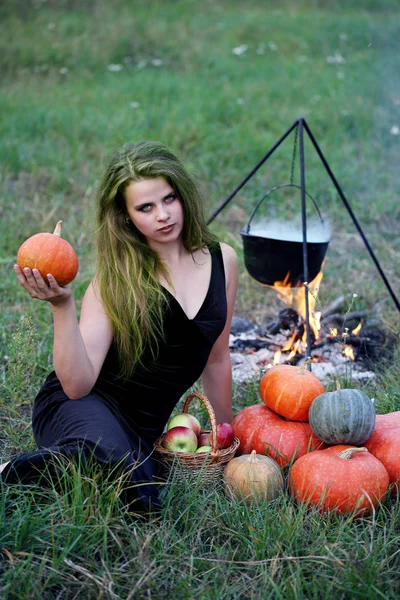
[154,392,240,485]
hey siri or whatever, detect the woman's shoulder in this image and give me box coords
[217,243,238,287]
[219,242,238,265]
[197,242,237,274]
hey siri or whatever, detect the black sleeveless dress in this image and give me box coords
[3,245,227,511]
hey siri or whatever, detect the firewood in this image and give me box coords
[321,294,354,317]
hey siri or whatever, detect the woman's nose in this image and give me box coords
[156,204,169,220]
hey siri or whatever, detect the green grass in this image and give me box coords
[1,461,400,599]
[1,1,400,598]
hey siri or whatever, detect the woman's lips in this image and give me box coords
[158,224,174,233]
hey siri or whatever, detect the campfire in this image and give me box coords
[231,196,394,385]
[230,267,391,385]
[209,118,400,385]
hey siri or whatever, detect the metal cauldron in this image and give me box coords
[241,184,331,287]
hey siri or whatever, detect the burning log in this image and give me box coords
[320,294,355,317]
[321,310,370,330]
[266,308,300,335]
[230,293,392,384]
[230,336,272,352]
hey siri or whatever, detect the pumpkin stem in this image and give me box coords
[338,447,368,460]
[53,221,63,237]
[249,450,257,463]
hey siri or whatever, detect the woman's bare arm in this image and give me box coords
[14,266,113,399]
[200,243,238,423]
[52,281,113,398]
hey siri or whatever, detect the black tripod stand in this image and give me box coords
[207,118,400,362]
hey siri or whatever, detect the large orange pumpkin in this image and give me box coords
[231,404,324,467]
[289,445,389,516]
[364,411,400,491]
[17,221,79,287]
[366,411,400,444]
[259,364,325,421]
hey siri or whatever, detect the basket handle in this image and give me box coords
[245,183,325,234]
[183,392,219,454]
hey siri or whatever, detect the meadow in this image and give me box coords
[1,0,400,598]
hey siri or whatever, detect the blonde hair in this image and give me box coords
[95,141,218,378]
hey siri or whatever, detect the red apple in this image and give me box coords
[198,432,211,447]
[162,426,198,453]
[212,423,235,449]
[167,413,201,437]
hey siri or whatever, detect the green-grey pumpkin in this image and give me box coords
[309,389,376,446]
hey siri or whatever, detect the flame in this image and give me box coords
[314,310,322,333]
[343,345,355,360]
[329,327,338,337]
[352,322,362,335]
[271,270,323,359]
[282,331,297,352]
[273,351,281,365]
[287,340,302,360]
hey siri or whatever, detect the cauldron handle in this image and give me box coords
[245,183,325,234]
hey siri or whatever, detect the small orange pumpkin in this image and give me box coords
[17,221,79,287]
[289,445,389,516]
[223,450,284,504]
[260,364,325,421]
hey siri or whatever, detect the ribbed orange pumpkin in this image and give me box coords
[289,445,390,516]
[231,404,325,467]
[17,221,79,287]
[366,411,400,441]
[260,364,325,421]
[364,411,400,492]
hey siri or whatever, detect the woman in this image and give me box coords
[2,141,238,511]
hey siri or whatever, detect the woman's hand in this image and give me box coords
[13,265,72,306]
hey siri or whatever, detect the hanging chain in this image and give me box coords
[290,123,299,185]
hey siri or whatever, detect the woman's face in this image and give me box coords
[124,177,184,247]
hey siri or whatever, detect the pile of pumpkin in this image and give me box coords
[224,364,400,516]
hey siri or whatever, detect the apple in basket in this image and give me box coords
[196,446,212,453]
[213,423,235,449]
[162,426,198,453]
[167,413,201,437]
[198,432,211,447]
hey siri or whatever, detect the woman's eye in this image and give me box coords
[140,204,152,212]
[165,194,177,203]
